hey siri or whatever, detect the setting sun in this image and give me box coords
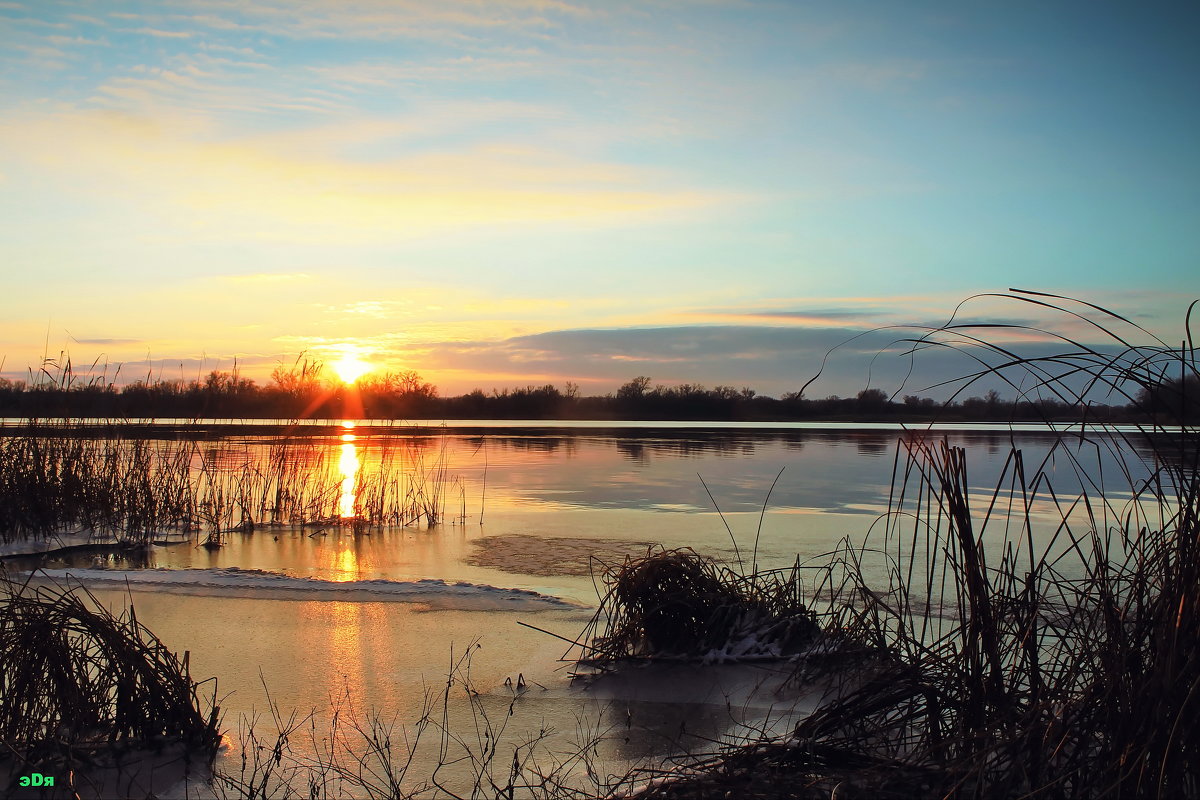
[331,356,372,385]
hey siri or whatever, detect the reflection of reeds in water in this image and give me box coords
[0,430,466,547]
[331,435,464,528]
[628,293,1200,798]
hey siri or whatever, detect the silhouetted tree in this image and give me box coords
[1136,374,1200,423]
[856,388,889,411]
[617,376,652,400]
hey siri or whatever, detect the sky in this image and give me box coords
[1,1,1197,400]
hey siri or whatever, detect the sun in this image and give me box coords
[331,355,372,385]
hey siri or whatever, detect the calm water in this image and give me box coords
[4,421,1172,795]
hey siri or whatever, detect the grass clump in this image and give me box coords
[0,576,220,783]
[577,547,820,666]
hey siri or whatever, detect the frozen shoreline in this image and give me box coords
[20,566,583,611]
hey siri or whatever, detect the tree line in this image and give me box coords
[0,363,1194,424]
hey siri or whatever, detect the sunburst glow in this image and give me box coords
[332,355,373,385]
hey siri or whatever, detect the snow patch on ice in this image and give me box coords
[22,567,579,611]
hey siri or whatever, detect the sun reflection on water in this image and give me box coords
[338,425,358,519]
[333,545,359,582]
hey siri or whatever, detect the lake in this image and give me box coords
[1,420,1169,796]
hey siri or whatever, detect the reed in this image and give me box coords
[0,427,466,550]
[0,432,196,546]
[0,576,220,780]
[626,291,1200,798]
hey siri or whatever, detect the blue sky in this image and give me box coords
[1,1,1196,398]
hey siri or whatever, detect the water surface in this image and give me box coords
[4,421,1173,794]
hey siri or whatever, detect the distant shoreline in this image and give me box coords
[0,416,1182,439]
[4,365,1194,426]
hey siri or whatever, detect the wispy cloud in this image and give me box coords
[44,34,108,47]
[693,307,893,325]
[71,337,144,345]
[98,1,594,45]
[9,43,69,60]
[125,27,193,39]
[87,55,342,116]
[307,56,545,87]
[1,108,725,243]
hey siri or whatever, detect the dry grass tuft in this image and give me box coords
[577,547,821,666]
[0,576,220,779]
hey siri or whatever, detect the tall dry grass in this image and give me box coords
[627,292,1200,798]
[0,577,220,783]
[0,428,465,548]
